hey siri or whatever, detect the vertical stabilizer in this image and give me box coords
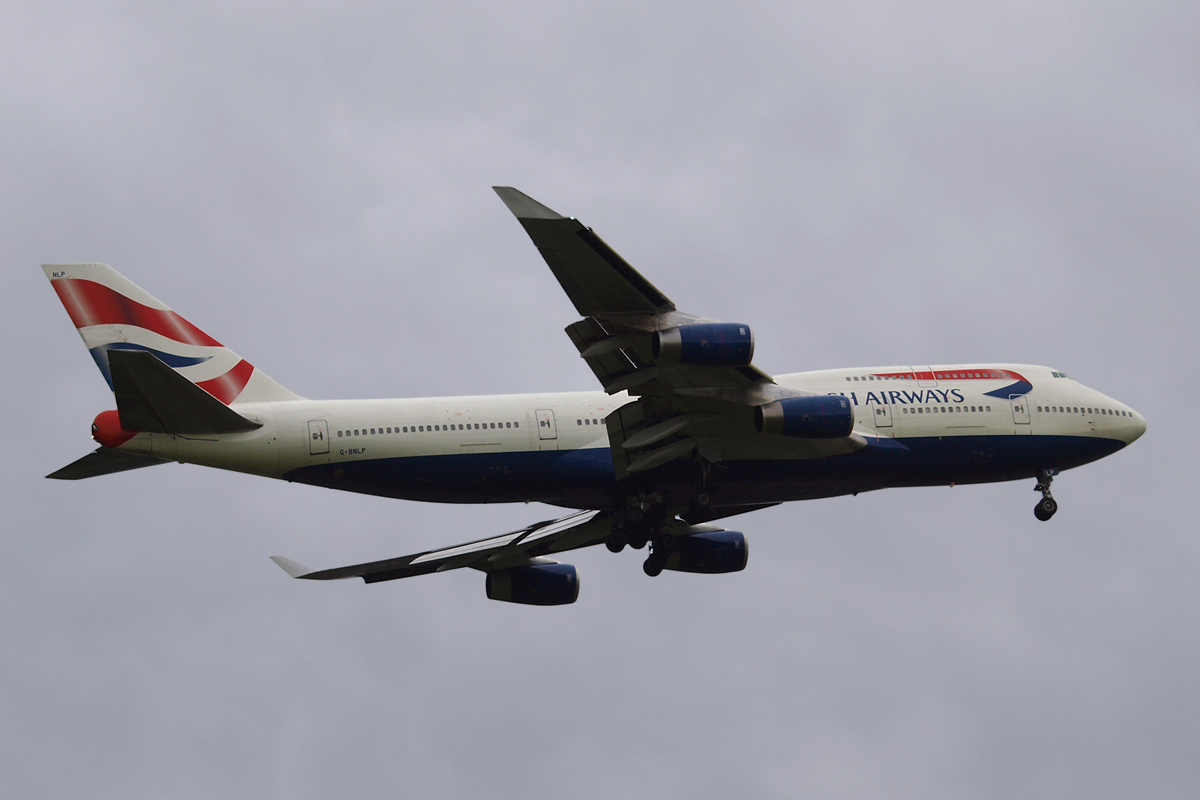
[43,263,303,404]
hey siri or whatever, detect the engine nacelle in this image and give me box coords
[652,323,754,367]
[486,564,579,605]
[755,395,854,439]
[663,531,748,574]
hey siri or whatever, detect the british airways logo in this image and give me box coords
[835,389,967,406]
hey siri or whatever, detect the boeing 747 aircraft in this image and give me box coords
[45,188,1146,605]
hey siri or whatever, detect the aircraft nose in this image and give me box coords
[1128,412,1147,443]
[1128,410,1147,444]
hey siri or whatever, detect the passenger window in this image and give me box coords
[577,420,582,425]
[490,423,495,429]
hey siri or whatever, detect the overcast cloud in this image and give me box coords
[2,2,1198,798]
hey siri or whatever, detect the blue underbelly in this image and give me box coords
[282,434,1126,508]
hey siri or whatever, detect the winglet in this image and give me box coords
[493,187,565,220]
[270,556,315,578]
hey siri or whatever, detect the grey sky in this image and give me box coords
[3,2,1198,798]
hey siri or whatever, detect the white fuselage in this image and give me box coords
[105,363,1144,512]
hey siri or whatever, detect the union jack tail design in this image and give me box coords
[43,263,302,404]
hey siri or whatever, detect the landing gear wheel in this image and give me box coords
[627,528,649,550]
[1034,497,1058,521]
[643,536,674,576]
[605,529,627,553]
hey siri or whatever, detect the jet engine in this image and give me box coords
[662,531,748,574]
[652,323,754,367]
[486,563,580,605]
[755,395,854,439]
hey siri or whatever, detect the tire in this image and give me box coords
[1035,497,1058,521]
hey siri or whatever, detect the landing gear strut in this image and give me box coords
[1033,468,1059,521]
[690,463,723,512]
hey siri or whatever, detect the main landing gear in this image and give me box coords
[605,497,666,553]
[689,461,724,513]
[603,494,678,576]
[1033,468,1059,521]
[642,535,674,577]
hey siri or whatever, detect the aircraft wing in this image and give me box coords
[271,509,613,583]
[494,187,861,478]
[494,187,774,396]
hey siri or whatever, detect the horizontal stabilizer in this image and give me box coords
[110,350,262,435]
[46,447,168,480]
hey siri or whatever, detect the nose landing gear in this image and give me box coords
[1033,468,1059,521]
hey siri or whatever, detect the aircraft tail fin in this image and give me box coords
[43,263,304,404]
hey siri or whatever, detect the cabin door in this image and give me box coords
[871,403,892,428]
[535,409,558,440]
[308,420,330,454]
[1010,396,1031,431]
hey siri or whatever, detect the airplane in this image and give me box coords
[44,187,1147,605]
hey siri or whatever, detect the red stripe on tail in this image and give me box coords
[197,359,255,404]
[52,278,223,347]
